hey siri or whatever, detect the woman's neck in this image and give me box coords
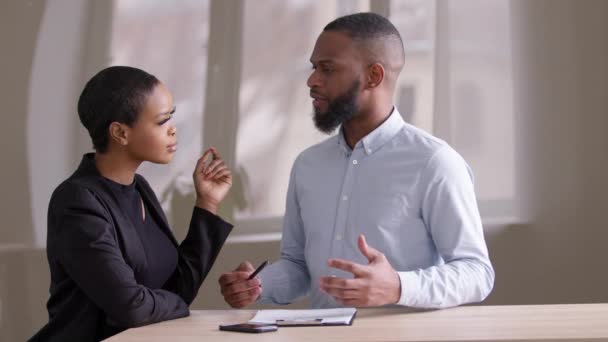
[94,151,141,185]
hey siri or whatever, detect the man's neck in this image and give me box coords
[342,103,394,149]
[94,151,141,185]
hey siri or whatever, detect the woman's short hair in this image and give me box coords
[77,66,160,153]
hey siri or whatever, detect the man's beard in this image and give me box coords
[313,79,360,134]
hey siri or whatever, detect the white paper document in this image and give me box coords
[249,308,357,326]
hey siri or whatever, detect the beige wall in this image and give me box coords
[1,0,607,340]
[0,2,46,340]
[485,0,608,305]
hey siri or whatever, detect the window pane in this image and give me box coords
[234,0,369,222]
[110,0,210,215]
[233,0,517,225]
[391,0,436,133]
[439,0,516,217]
[396,0,518,218]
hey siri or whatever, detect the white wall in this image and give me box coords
[0,0,607,340]
[27,0,92,247]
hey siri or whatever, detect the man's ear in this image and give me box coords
[365,63,385,89]
[108,122,129,146]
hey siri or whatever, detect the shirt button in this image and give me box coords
[352,160,358,165]
[366,149,372,154]
[335,234,343,241]
[342,195,348,201]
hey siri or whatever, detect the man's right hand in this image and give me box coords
[219,261,262,308]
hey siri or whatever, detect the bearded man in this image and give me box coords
[219,12,494,310]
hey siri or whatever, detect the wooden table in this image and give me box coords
[107,304,608,341]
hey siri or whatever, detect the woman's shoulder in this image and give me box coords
[49,173,111,214]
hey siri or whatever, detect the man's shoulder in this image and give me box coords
[393,122,449,158]
[397,125,471,178]
[295,134,340,164]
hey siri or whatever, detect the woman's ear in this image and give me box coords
[108,122,129,146]
[366,63,385,89]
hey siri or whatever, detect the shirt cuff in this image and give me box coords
[255,268,281,305]
[397,271,420,306]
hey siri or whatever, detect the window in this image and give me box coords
[232,0,370,233]
[391,0,436,133]
[432,0,517,220]
[231,0,519,235]
[110,0,211,219]
[108,0,518,236]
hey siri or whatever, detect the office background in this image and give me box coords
[1,0,607,340]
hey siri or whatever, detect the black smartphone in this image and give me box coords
[219,323,278,333]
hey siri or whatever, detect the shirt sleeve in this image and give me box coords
[397,146,495,308]
[257,158,311,305]
[54,184,190,328]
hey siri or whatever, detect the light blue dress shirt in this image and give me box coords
[258,108,494,309]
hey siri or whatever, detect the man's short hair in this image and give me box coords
[323,12,405,77]
[324,12,403,44]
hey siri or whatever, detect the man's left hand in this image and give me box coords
[320,234,401,307]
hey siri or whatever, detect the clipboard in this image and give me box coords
[249,308,357,327]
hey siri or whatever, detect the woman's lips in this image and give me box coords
[167,143,178,152]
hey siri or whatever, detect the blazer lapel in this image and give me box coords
[74,154,148,270]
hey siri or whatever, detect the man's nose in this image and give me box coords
[307,70,320,89]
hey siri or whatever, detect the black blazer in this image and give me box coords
[31,154,233,341]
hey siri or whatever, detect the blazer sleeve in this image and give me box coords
[52,183,190,328]
[162,207,233,304]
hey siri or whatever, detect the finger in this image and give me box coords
[212,169,232,183]
[319,276,359,290]
[209,165,229,179]
[236,261,255,272]
[230,294,259,309]
[221,279,261,297]
[226,286,261,304]
[195,149,213,176]
[218,271,251,286]
[205,159,225,176]
[324,288,361,300]
[327,258,366,277]
[358,234,381,263]
[210,147,221,161]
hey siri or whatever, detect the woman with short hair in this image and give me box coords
[31,66,237,341]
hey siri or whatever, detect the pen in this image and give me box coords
[247,260,268,280]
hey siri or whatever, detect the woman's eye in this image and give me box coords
[158,116,172,125]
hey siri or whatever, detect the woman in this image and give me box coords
[31,66,237,341]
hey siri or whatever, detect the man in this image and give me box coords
[219,12,494,309]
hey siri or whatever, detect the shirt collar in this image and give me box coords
[337,107,405,155]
